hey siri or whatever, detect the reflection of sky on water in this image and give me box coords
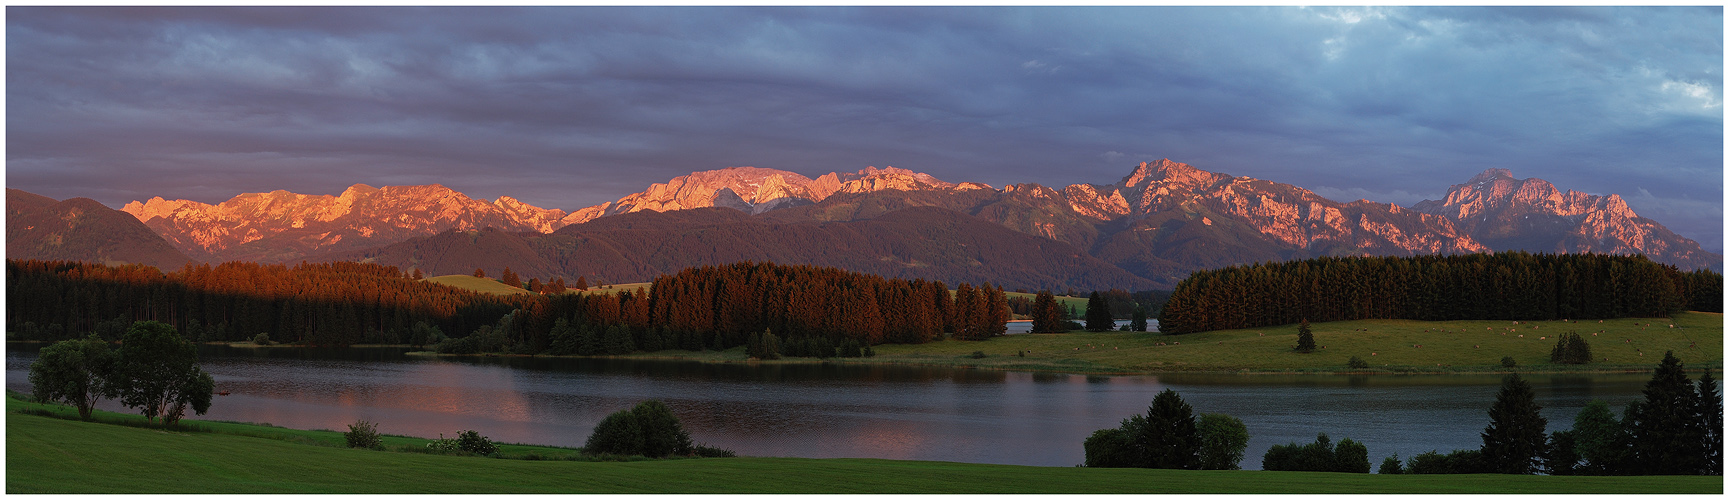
[6,343,1654,469]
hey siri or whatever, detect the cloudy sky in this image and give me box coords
[8,6,1723,251]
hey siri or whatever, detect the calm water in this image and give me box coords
[5,342,1654,469]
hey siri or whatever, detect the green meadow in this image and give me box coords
[589,312,1723,375]
[7,395,1720,494]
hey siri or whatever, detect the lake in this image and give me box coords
[5,342,1657,469]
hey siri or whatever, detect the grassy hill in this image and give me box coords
[424,275,534,295]
[7,396,1718,494]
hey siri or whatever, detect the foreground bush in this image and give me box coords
[345,419,383,450]
[584,400,695,458]
[427,430,497,456]
[1261,433,1370,473]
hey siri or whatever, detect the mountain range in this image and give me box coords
[8,160,1717,291]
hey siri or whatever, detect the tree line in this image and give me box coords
[1159,252,1723,334]
[8,259,1011,355]
[7,259,533,346]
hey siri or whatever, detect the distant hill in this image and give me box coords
[6,189,193,270]
[317,206,1157,292]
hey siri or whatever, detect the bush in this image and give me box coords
[1083,427,1138,467]
[425,430,497,455]
[345,419,383,450]
[693,444,736,458]
[1261,433,1370,473]
[970,351,987,359]
[1501,356,1517,368]
[1405,449,1488,474]
[584,400,694,458]
[1348,356,1369,369]
[252,333,271,346]
[455,429,498,455]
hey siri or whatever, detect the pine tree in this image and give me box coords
[1698,371,1722,475]
[1627,351,1706,475]
[1481,372,1548,474]
[1085,291,1113,332]
[1031,291,1063,333]
[1138,389,1201,470]
[1294,319,1315,353]
[1130,305,1148,332]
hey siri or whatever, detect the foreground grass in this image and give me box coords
[8,402,1719,493]
[590,312,1723,375]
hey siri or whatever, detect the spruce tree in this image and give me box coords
[1481,372,1548,474]
[1139,389,1202,470]
[1030,291,1062,333]
[1294,319,1316,353]
[1627,351,1706,474]
[1085,291,1113,332]
[1699,371,1723,475]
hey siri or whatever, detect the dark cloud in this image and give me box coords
[7,6,1721,251]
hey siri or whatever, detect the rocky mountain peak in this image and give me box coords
[1120,159,1212,189]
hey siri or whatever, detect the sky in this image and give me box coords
[7,6,1724,252]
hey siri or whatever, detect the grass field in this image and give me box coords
[7,396,1719,494]
[425,275,535,295]
[588,312,1724,375]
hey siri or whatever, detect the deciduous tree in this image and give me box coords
[112,321,214,425]
[28,335,117,420]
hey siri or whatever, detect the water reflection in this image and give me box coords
[5,342,1655,469]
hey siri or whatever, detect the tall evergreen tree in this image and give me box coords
[1030,291,1063,333]
[1481,372,1548,474]
[1130,305,1148,332]
[1085,291,1113,332]
[1699,372,1723,475]
[1138,389,1202,470]
[1627,351,1707,475]
[501,268,522,289]
[1294,319,1316,353]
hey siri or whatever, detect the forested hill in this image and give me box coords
[1158,252,1723,334]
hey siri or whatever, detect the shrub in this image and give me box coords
[693,444,736,458]
[1261,433,1370,473]
[455,429,498,455]
[1083,427,1138,467]
[1348,356,1369,369]
[252,333,271,346]
[1501,356,1517,368]
[970,351,987,359]
[584,400,694,458]
[344,419,384,450]
[1405,449,1488,474]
